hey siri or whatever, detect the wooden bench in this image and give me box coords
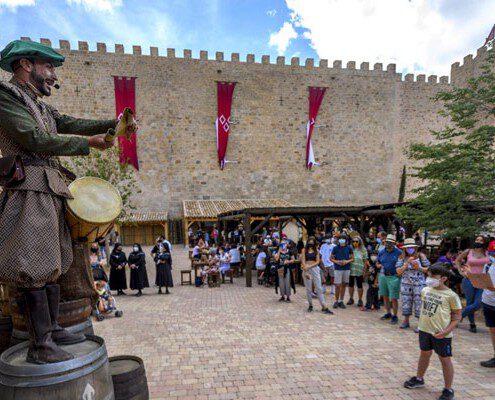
[221,269,234,284]
[181,270,192,285]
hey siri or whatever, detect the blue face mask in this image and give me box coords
[376,238,382,244]
[406,248,416,255]
[338,239,346,245]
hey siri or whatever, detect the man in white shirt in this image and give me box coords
[319,238,336,294]
[256,248,267,270]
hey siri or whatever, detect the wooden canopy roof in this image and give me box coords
[120,211,168,224]
[218,202,404,220]
[183,199,292,219]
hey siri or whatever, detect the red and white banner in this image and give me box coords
[216,81,236,170]
[114,76,139,170]
[306,87,327,170]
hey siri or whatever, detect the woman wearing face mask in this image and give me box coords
[109,243,128,295]
[396,238,430,330]
[90,243,108,282]
[301,237,333,314]
[456,235,490,333]
[128,243,149,297]
[348,236,369,307]
[155,241,173,294]
[274,240,295,302]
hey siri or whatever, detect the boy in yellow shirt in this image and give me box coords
[404,263,462,400]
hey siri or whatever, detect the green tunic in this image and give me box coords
[0,79,115,288]
[0,85,114,156]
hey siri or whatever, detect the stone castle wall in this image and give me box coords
[451,45,491,87]
[3,38,484,218]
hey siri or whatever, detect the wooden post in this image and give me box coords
[183,218,189,248]
[164,222,169,241]
[222,219,227,245]
[244,213,252,287]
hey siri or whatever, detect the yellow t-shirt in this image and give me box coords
[418,287,462,338]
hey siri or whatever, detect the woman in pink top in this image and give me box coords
[456,235,490,333]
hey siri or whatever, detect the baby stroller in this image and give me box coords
[93,280,123,321]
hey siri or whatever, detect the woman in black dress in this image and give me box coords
[128,243,150,297]
[155,243,173,294]
[109,243,128,295]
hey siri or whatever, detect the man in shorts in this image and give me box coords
[330,234,354,309]
[377,234,402,324]
[404,263,461,400]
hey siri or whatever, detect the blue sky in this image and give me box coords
[0,0,494,76]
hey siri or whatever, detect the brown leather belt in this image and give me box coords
[23,158,76,181]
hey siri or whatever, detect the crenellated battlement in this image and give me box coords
[21,37,449,85]
[450,45,491,86]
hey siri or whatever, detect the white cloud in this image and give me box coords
[269,21,298,55]
[0,0,35,10]
[66,0,122,13]
[284,0,495,76]
[267,9,277,17]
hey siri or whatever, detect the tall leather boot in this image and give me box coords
[23,288,74,364]
[45,284,86,345]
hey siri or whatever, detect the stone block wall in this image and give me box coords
[0,38,453,217]
[450,45,491,87]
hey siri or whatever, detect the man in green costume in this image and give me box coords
[0,40,133,364]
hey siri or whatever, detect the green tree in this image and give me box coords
[62,145,141,218]
[398,165,406,203]
[396,48,495,239]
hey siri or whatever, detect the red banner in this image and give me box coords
[216,81,236,170]
[114,76,139,170]
[306,87,326,170]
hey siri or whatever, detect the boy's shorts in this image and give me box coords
[334,270,350,284]
[482,302,495,328]
[378,275,401,299]
[419,331,452,357]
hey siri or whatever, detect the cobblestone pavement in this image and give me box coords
[95,246,495,400]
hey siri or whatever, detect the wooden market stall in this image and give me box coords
[118,211,169,246]
[182,199,292,247]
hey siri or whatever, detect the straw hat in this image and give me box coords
[385,234,397,243]
[402,238,417,248]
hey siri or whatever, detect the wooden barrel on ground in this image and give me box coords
[109,355,149,400]
[9,297,94,345]
[0,315,12,355]
[0,335,114,400]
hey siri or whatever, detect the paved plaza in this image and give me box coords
[94,246,495,400]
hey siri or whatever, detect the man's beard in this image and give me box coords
[30,68,51,96]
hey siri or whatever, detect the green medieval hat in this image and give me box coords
[0,40,65,73]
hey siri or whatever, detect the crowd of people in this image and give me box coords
[92,225,495,400]
[196,226,494,400]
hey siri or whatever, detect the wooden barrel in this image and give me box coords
[0,335,114,400]
[10,297,93,332]
[109,355,149,400]
[0,315,12,355]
